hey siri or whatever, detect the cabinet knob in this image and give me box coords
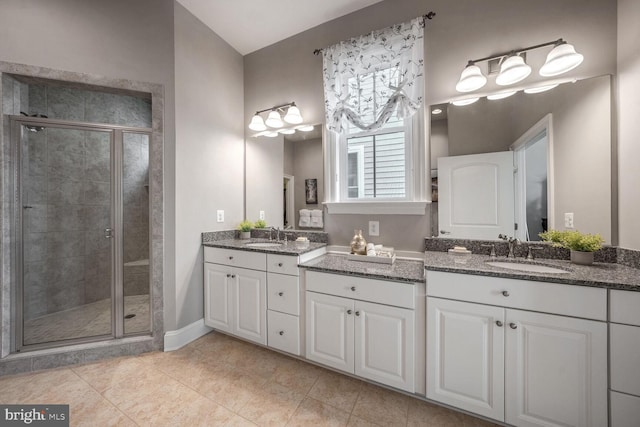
[355,311,360,316]
[278,262,283,267]
[278,292,284,297]
[229,256,234,260]
[226,274,231,278]
[509,322,518,329]
[347,309,353,315]
[231,274,236,278]
[350,286,356,291]
[502,290,510,297]
[278,331,284,336]
[496,320,503,327]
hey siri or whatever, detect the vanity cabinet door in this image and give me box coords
[505,309,607,427]
[204,263,233,332]
[427,297,505,421]
[355,300,415,392]
[233,267,267,345]
[306,292,354,373]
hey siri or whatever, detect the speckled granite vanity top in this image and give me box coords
[299,253,425,283]
[203,239,326,256]
[424,251,640,291]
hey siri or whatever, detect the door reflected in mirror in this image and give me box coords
[430,75,612,242]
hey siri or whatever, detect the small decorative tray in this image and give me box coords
[346,253,396,265]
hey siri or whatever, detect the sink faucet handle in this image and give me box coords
[526,246,544,260]
[481,244,497,259]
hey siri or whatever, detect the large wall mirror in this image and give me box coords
[246,124,324,230]
[430,74,613,243]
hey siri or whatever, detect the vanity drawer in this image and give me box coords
[610,290,640,326]
[305,271,415,309]
[267,254,299,276]
[611,391,640,427]
[267,272,299,315]
[426,271,606,321]
[267,310,300,355]
[610,323,640,396]
[204,247,266,271]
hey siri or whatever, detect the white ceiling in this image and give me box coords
[176,0,384,55]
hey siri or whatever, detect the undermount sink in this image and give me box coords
[485,261,569,274]
[244,242,284,248]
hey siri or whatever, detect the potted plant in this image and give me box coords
[539,229,604,265]
[254,219,267,229]
[237,220,254,239]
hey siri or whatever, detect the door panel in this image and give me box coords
[427,298,505,421]
[234,267,266,344]
[20,126,114,347]
[306,292,354,373]
[204,263,232,332]
[355,300,414,392]
[505,309,607,427]
[438,151,514,239]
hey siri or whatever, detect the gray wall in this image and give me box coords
[617,0,640,250]
[173,3,244,329]
[243,0,617,252]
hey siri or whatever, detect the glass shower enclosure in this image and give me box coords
[13,117,151,351]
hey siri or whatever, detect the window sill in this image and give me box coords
[324,201,429,215]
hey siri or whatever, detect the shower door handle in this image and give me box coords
[104,228,114,239]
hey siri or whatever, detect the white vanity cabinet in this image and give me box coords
[305,270,423,393]
[426,271,608,427]
[609,290,640,427]
[204,247,267,345]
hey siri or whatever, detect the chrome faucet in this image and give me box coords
[269,227,281,242]
[498,234,519,258]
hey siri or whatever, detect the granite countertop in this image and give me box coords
[424,251,640,291]
[299,253,425,283]
[203,239,326,256]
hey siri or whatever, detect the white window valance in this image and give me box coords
[322,17,425,134]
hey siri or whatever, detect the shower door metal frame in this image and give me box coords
[11,116,153,352]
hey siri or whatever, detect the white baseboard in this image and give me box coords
[163,318,212,352]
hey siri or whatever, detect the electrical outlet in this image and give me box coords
[369,221,380,237]
[564,212,574,228]
[259,210,265,220]
[216,210,224,223]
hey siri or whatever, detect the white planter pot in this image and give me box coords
[570,250,594,265]
[239,231,251,239]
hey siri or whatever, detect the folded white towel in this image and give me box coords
[299,209,311,217]
[310,216,323,228]
[310,209,323,217]
[299,217,311,227]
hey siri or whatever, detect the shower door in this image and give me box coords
[14,118,151,351]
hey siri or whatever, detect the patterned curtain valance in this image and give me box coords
[322,17,424,134]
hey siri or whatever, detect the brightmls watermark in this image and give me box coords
[0,405,68,426]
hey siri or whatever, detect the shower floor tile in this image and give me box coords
[23,295,150,345]
[0,332,502,426]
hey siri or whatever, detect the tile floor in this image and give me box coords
[0,332,501,426]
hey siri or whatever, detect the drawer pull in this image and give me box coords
[278,262,283,267]
[278,331,284,336]
[350,286,356,291]
[496,320,503,327]
[278,292,284,297]
[502,290,510,297]
[355,311,361,316]
[509,322,518,329]
[347,309,353,315]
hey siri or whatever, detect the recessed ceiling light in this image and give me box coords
[432,108,443,115]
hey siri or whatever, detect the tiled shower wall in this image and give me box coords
[4,79,151,320]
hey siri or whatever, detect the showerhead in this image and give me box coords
[20,111,47,132]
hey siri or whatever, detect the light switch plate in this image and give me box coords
[564,212,574,228]
[217,210,224,223]
[259,210,265,220]
[369,221,380,237]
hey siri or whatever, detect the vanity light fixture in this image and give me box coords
[487,90,517,100]
[248,102,304,131]
[455,38,584,93]
[451,97,480,106]
[524,83,559,94]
